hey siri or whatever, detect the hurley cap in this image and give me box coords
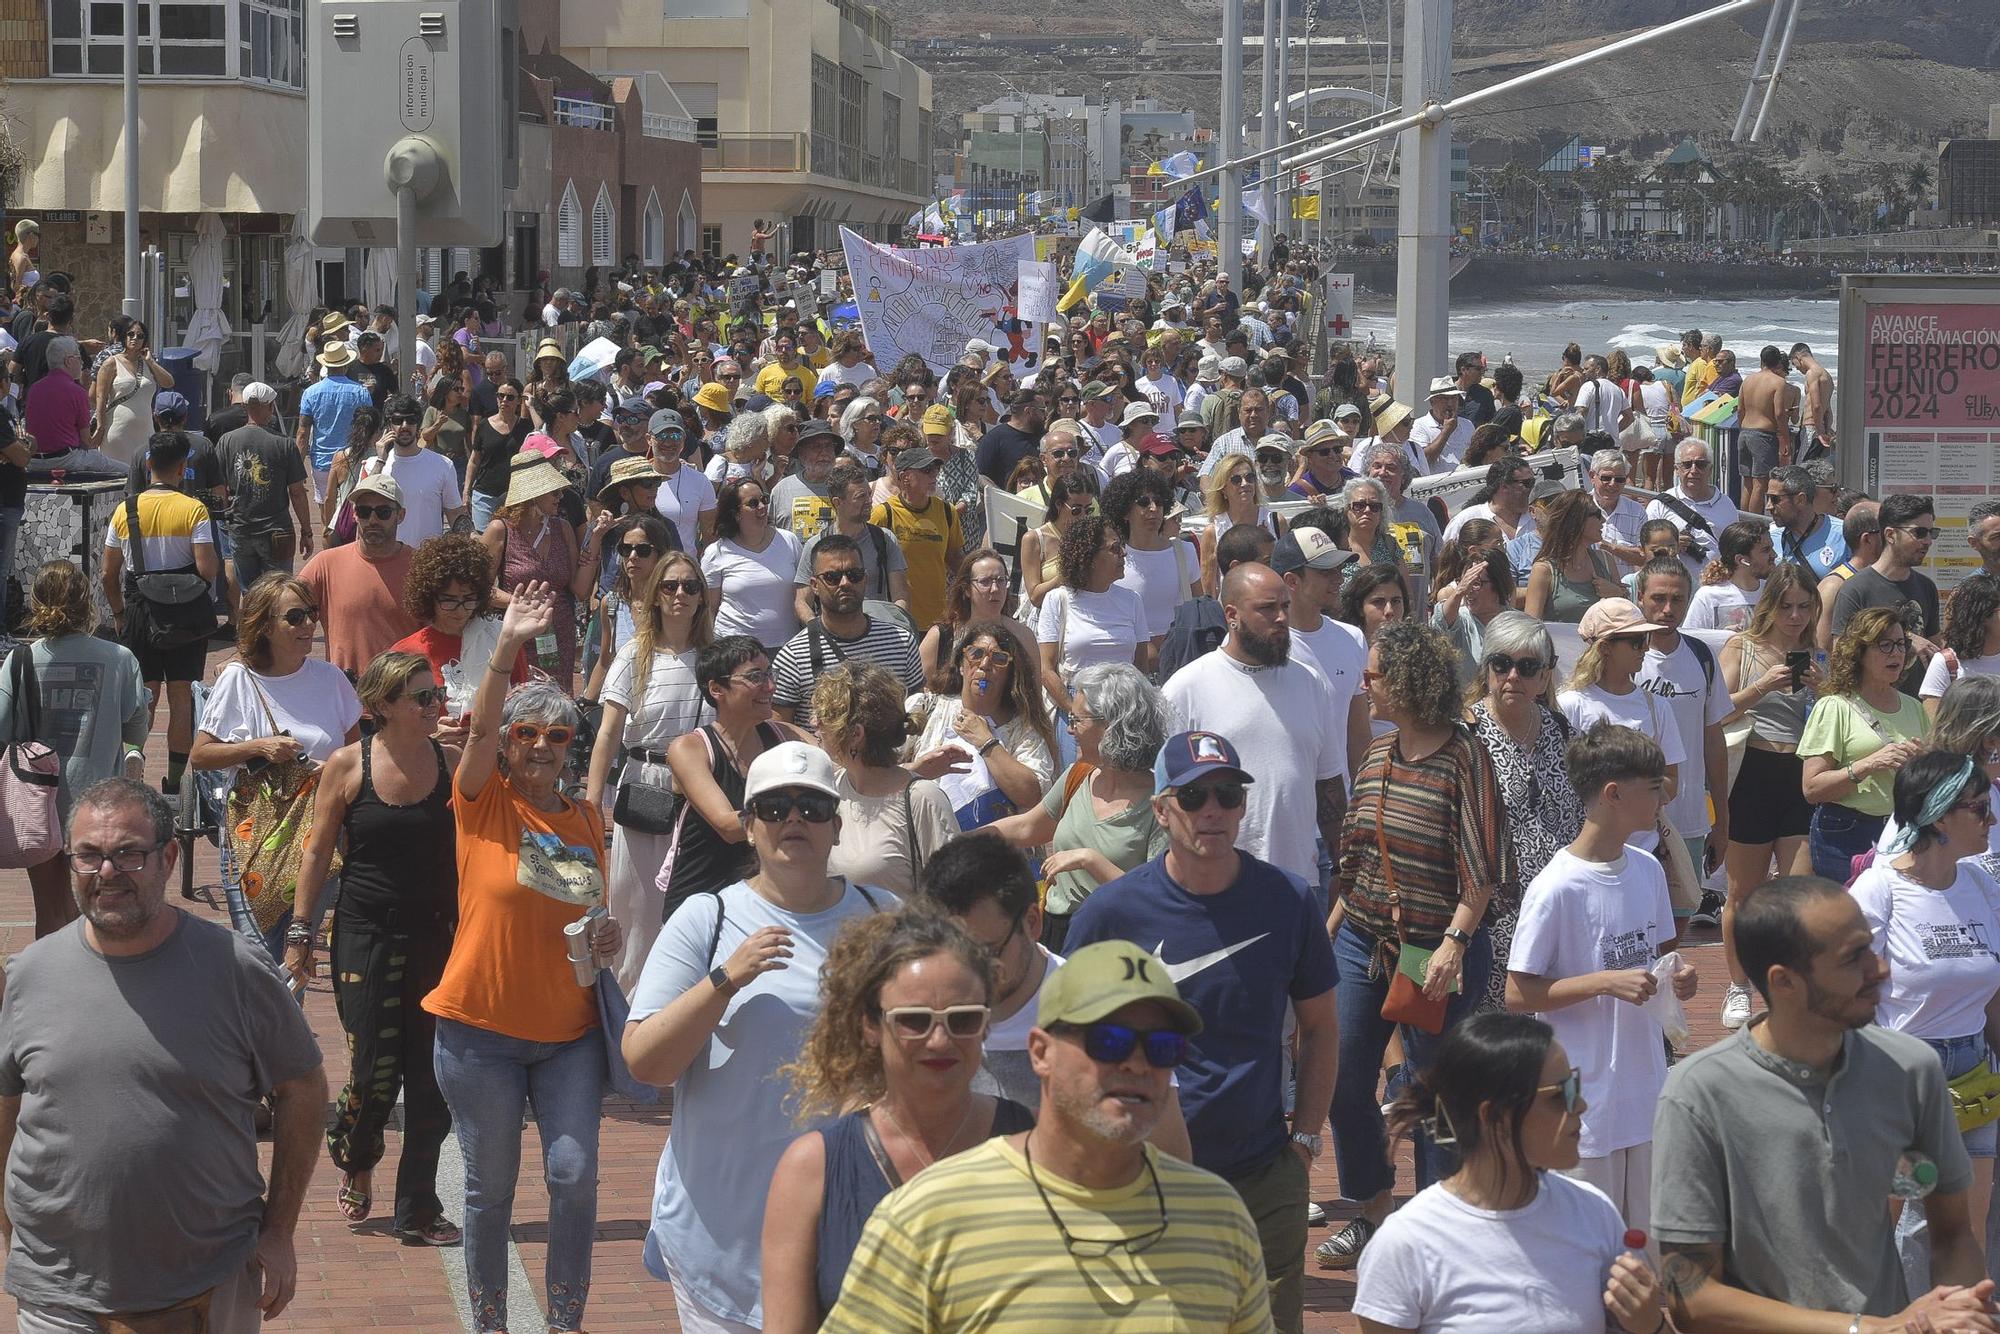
[1153,729,1255,794]
[742,741,844,804]
[1037,940,1203,1036]
[1271,527,1357,576]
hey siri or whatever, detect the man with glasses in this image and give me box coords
[822,936,1266,1333]
[583,399,655,512]
[1442,454,1537,543]
[366,394,462,545]
[1587,446,1650,570]
[1287,420,1352,501]
[1078,382,1122,457]
[1831,492,1940,692]
[815,331,877,393]
[298,473,420,676]
[770,533,923,728]
[769,419,842,537]
[0,778,326,1334]
[1017,420,1095,510]
[1646,437,1739,585]
[1065,730,1338,1334]
[1767,463,1847,580]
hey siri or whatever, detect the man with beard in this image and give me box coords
[770,533,922,727]
[0,779,325,1332]
[298,473,421,676]
[821,938,1269,1332]
[1654,875,1997,1331]
[1064,735,1339,1334]
[1161,563,1344,893]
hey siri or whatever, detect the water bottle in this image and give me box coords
[1892,1150,1938,1201]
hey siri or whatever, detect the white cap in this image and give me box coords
[242,381,278,405]
[742,741,844,804]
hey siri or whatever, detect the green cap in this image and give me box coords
[1080,380,1116,401]
[1037,941,1203,1035]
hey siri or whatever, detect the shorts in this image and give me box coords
[1728,745,1813,843]
[130,625,209,683]
[1740,428,1779,478]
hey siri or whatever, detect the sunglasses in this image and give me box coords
[1957,799,1994,821]
[965,645,1014,668]
[1063,503,1091,517]
[717,372,741,381]
[495,393,521,402]
[1677,459,1711,470]
[618,543,662,560]
[1060,1021,1189,1069]
[818,567,867,585]
[507,722,576,748]
[1303,447,1337,459]
[748,790,839,824]
[741,495,769,509]
[882,1004,991,1040]
[388,415,421,427]
[1171,781,1246,812]
[280,606,321,627]
[1537,1067,1583,1115]
[657,577,702,595]
[1595,475,1628,487]
[1048,447,1080,460]
[1899,526,1939,541]
[1605,634,1648,650]
[1487,653,1546,677]
[435,593,481,611]
[352,504,398,521]
[1348,499,1383,513]
[400,687,442,709]
[860,412,886,424]
[1227,473,1257,487]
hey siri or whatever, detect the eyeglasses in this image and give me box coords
[1537,1067,1584,1114]
[388,415,421,426]
[1026,1132,1169,1258]
[965,645,1015,668]
[1605,634,1648,650]
[617,543,660,560]
[1056,396,1080,405]
[748,790,839,824]
[731,668,774,687]
[280,606,321,627]
[495,392,521,402]
[1595,475,1628,487]
[352,504,398,521]
[435,593,481,611]
[1171,781,1246,812]
[1059,1020,1190,1069]
[400,687,442,709]
[1227,473,1257,488]
[817,567,867,585]
[970,576,1009,591]
[1348,499,1383,513]
[70,842,163,875]
[1303,447,1337,459]
[658,577,702,595]
[651,431,685,443]
[1048,448,1080,460]
[1063,503,1091,517]
[882,1004,991,1040]
[717,372,742,381]
[1899,526,1939,541]
[1677,459,1711,471]
[1486,653,1546,678]
[507,722,576,748]
[1871,639,1912,655]
[741,495,769,510]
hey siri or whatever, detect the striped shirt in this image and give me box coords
[104,488,214,572]
[770,616,924,728]
[1336,723,1514,945]
[821,1138,1271,1333]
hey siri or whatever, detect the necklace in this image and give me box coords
[874,1095,978,1170]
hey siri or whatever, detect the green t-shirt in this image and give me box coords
[1041,767,1169,915]
[1797,691,1928,817]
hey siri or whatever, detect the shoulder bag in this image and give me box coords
[225,677,341,936]
[1373,765,1451,1034]
[613,673,701,835]
[0,646,60,869]
[122,491,217,650]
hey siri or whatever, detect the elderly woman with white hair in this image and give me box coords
[1335,475,1406,592]
[1462,610,1587,1010]
[423,580,626,1334]
[1355,438,1439,606]
[837,395,887,474]
[705,403,797,488]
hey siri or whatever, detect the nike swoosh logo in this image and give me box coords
[1155,934,1269,984]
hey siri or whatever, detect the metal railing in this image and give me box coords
[552,96,615,131]
[703,132,809,172]
[643,111,699,142]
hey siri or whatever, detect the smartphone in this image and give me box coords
[1785,650,1810,693]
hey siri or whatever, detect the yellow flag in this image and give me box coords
[1291,196,1320,220]
[1055,272,1091,314]
[1147,160,1164,176]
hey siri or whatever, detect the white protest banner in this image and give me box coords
[840,227,1043,376]
[1017,260,1061,325]
[1322,273,1355,340]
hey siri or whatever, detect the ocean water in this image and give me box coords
[1346,295,1840,384]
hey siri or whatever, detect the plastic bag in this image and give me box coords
[1642,950,1690,1048]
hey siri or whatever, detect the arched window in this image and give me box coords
[677,191,698,256]
[591,185,616,266]
[556,182,583,267]
[642,190,666,266]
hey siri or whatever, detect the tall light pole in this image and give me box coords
[1219,0,1243,280]
[1258,0,1277,260]
[1394,0,1451,398]
[121,0,140,319]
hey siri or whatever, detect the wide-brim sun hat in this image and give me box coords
[503,452,572,509]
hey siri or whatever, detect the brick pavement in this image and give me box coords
[0,636,1740,1332]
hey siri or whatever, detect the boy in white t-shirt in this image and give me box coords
[1507,722,1698,1237]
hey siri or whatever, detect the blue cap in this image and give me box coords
[154,390,190,418]
[813,380,837,400]
[1153,730,1255,795]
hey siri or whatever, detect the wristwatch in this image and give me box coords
[708,965,737,997]
[1289,1130,1322,1159]
[1442,927,1473,947]
[978,738,1001,756]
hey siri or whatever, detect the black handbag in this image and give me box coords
[613,777,679,834]
[122,492,218,649]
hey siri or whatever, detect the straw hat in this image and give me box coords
[503,451,571,509]
[597,454,661,501]
[1369,393,1412,435]
[534,337,565,364]
[317,340,356,369]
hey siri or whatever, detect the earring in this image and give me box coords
[1940,832,1950,847]
[1424,1102,1460,1148]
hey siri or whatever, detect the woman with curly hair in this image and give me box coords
[1035,513,1146,727]
[906,618,1058,826]
[1523,488,1623,625]
[1320,618,1513,1272]
[760,909,1032,1333]
[1920,573,2000,715]
[815,662,958,896]
[392,533,525,739]
[1104,468,1198,672]
[1800,606,1930,882]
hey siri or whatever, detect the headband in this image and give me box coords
[1883,755,1979,854]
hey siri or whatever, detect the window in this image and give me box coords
[677,192,699,257]
[838,67,864,182]
[811,57,838,179]
[641,190,666,266]
[49,0,300,84]
[701,225,722,261]
[556,182,582,267]
[881,92,902,166]
[591,185,615,266]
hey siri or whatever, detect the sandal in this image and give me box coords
[398,1216,462,1246]
[337,1173,371,1223]
[1314,1214,1377,1270]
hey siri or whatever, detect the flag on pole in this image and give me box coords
[1157,150,1200,180]
[1172,186,1205,235]
[1057,226,1137,313]
[1291,196,1320,220]
[1242,190,1270,227]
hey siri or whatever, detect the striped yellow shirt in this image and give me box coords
[822,1137,1272,1333]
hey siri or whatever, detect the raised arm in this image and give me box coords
[458,580,554,802]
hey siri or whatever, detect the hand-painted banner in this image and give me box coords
[839,228,1042,375]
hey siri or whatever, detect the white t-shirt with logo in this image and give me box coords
[1510,847,1675,1158]
[1850,861,2000,1040]
[1636,636,1729,838]
[1684,581,1759,634]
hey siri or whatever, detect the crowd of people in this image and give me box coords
[6,229,2000,1334]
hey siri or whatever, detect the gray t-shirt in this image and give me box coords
[768,473,834,537]
[0,636,149,825]
[1651,1019,1969,1319]
[794,524,907,605]
[0,913,322,1312]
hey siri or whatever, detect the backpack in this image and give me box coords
[1157,594,1227,682]
[1201,387,1242,439]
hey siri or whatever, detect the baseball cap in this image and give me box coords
[1331,402,1362,422]
[348,472,403,506]
[920,404,955,438]
[1137,431,1182,458]
[1254,433,1295,457]
[611,400,650,424]
[1080,380,1116,402]
[1217,355,1249,379]
[741,741,844,805]
[1037,940,1204,1036]
[965,337,998,358]
[1577,597,1670,642]
[1529,477,1569,504]
[1153,729,1255,794]
[648,408,685,437]
[1271,528,1357,576]
[895,445,943,472]
[154,390,190,419]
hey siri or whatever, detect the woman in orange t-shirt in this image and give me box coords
[424,580,625,1334]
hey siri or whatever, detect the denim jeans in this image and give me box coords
[1808,804,1883,885]
[433,1017,606,1333]
[1328,919,1493,1201]
[1896,1033,1999,1295]
[471,488,503,531]
[231,529,296,594]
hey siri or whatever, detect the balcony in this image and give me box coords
[703,132,809,172]
[643,111,699,142]
[552,96,614,131]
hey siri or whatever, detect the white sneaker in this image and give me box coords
[1720,982,1753,1030]
[1306,1200,1326,1226]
